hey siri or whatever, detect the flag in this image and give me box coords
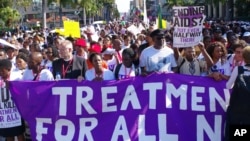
[158,3,163,29]
[157,3,167,29]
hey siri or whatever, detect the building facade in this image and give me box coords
[16,0,80,28]
[129,0,239,23]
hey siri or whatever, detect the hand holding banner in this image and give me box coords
[8,73,229,141]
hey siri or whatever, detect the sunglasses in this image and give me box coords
[46,52,52,54]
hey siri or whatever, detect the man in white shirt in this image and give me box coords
[140,29,177,75]
[22,52,54,81]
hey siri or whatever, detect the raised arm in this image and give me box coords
[198,42,214,68]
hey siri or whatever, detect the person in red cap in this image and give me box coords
[74,38,88,59]
[86,43,108,69]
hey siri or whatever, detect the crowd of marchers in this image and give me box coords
[0,20,250,141]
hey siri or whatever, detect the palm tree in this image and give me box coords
[71,0,95,25]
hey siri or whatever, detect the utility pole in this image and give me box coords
[42,0,47,29]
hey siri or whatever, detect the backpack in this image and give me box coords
[114,63,140,79]
[177,58,186,73]
[177,58,200,74]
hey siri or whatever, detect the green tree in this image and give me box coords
[72,0,94,25]
[0,0,13,8]
[0,7,20,27]
[16,0,33,10]
[111,6,120,20]
[235,0,250,20]
[163,0,226,8]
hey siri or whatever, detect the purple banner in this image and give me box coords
[9,73,229,141]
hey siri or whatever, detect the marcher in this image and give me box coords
[225,46,250,141]
[140,29,177,75]
[0,59,25,141]
[85,53,114,81]
[207,42,231,81]
[114,48,140,79]
[52,40,88,79]
[174,43,213,76]
[22,52,54,81]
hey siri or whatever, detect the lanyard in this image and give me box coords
[32,70,40,81]
[62,59,73,78]
[117,51,122,63]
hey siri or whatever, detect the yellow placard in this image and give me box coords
[55,28,65,35]
[63,21,80,38]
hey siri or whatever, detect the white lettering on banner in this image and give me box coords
[55,119,75,141]
[158,114,178,141]
[34,114,223,140]
[143,83,163,109]
[209,88,230,112]
[76,87,97,115]
[78,118,98,141]
[36,118,52,141]
[121,85,141,110]
[101,86,117,112]
[51,82,228,117]
[192,86,205,111]
[111,116,130,141]
[166,84,187,110]
[197,115,222,141]
[52,87,72,116]
[138,115,156,141]
[36,118,98,141]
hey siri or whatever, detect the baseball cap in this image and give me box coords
[88,43,101,53]
[150,29,165,38]
[75,38,87,48]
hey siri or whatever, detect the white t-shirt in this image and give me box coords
[85,68,115,81]
[41,60,53,72]
[209,59,231,76]
[10,70,23,81]
[11,57,17,71]
[107,56,118,72]
[114,64,140,79]
[22,69,54,81]
[139,46,177,72]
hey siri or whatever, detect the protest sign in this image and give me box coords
[127,25,140,35]
[173,6,206,48]
[9,73,229,141]
[0,87,21,128]
[63,21,81,38]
